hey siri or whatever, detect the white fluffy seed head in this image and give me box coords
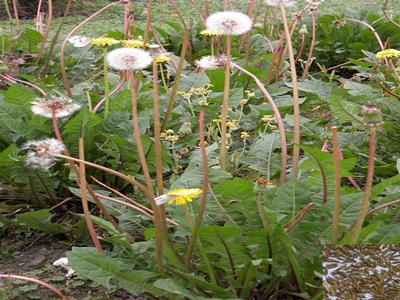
[23,138,65,169]
[31,96,81,119]
[106,47,152,71]
[205,11,252,35]
[265,0,297,7]
[196,55,226,70]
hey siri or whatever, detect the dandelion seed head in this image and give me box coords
[205,11,252,35]
[31,96,81,119]
[23,138,65,169]
[196,55,226,70]
[106,48,152,71]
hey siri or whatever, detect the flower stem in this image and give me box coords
[129,72,165,274]
[60,1,121,97]
[78,138,104,254]
[0,274,67,300]
[301,12,316,81]
[231,62,287,185]
[331,126,341,244]
[185,109,210,270]
[350,128,376,243]
[103,48,110,117]
[280,4,301,179]
[219,34,232,171]
[153,61,164,196]
[162,27,190,130]
[51,110,124,250]
[36,0,52,63]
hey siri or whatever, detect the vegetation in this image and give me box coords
[1,0,400,299]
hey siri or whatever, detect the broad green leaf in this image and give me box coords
[67,247,171,297]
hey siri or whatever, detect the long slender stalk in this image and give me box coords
[331,126,341,244]
[350,128,376,243]
[11,0,20,33]
[36,0,53,63]
[185,109,209,269]
[0,274,67,300]
[103,48,110,117]
[285,202,314,232]
[344,18,384,51]
[51,110,125,241]
[367,199,400,216]
[152,61,164,195]
[219,35,232,171]
[129,72,164,274]
[60,1,122,96]
[280,4,301,179]
[78,138,104,254]
[231,62,287,185]
[162,27,190,130]
[41,0,72,77]
[35,0,44,32]
[92,78,125,113]
[301,13,316,81]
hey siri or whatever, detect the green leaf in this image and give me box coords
[67,247,171,297]
[153,278,198,299]
[16,209,63,234]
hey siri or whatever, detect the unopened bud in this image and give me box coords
[299,24,308,35]
[362,104,383,127]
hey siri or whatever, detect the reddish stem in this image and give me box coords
[231,62,287,185]
[185,109,209,267]
[92,78,126,113]
[0,274,67,299]
[301,13,316,81]
[295,33,306,63]
[36,0,53,62]
[35,0,44,32]
[367,199,400,216]
[60,1,122,96]
[1,74,46,95]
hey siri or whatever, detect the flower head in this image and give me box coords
[376,49,400,59]
[106,48,152,71]
[67,35,92,47]
[240,131,250,140]
[265,0,297,7]
[23,138,65,169]
[91,37,119,47]
[200,29,219,37]
[31,96,81,119]
[155,55,171,63]
[155,188,203,205]
[120,39,149,48]
[205,11,252,35]
[196,55,226,70]
[362,104,383,127]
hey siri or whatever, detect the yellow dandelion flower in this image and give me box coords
[376,49,400,59]
[200,29,219,37]
[166,188,203,205]
[227,119,238,129]
[91,37,119,47]
[261,114,273,123]
[176,91,187,96]
[155,55,171,63]
[120,39,149,48]
[240,98,248,105]
[240,131,250,139]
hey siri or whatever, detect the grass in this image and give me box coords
[1,0,400,38]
